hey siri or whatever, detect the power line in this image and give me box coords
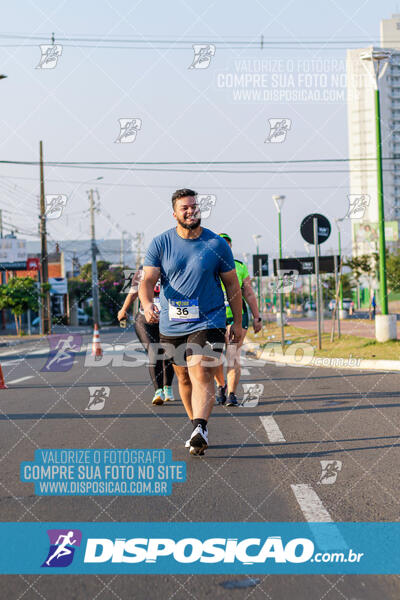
[0,157,398,174]
[1,157,397,165]
[0,32,398,50]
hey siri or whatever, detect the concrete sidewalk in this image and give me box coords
[288,317,391,339]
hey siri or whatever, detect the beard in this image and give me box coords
[176,214,201,230]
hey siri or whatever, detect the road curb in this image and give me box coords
[0,326,116,349]
[257,344,400,372]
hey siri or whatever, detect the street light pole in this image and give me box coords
[374,85,388,315]
[337,226,343,309]
[278,210,282,260]
[360,48,394,341]
[39,141,51,335]
[272,195,286,349]
[252,234,262,311]
[89,189,101,328]
[256,239,260,310]
[304,242,313,306]
[335,218,345,339]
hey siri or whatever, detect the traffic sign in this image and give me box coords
[0,261,27,270]
[252,254,269,277]
[273,256,340,275]
[300,213,331,245]
[26,257,40,270]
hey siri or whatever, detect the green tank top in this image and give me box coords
[221,259,249,319]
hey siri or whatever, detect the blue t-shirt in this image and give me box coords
[144,227,235,335]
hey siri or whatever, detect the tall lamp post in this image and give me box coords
[272,195,285,261]
[252,234,262,311]
[303,242,313,307]
[272,195,286,348]
[360,48,396,341]
[335,218,344,312]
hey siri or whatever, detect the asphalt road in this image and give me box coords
[0,326,399,599]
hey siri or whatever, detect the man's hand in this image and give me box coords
[118,308,127,322]
[143,302,160,324]
[253,318,262,334]
[229,322,242,344]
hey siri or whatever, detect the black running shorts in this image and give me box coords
[159,328,226,366]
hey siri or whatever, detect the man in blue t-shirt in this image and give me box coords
[139,189,242,456]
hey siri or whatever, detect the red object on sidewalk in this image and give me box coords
[0,364,8,389]
[91,323,103,358]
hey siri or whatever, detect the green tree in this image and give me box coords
[344,255,372,308]
[0,277,43,335]
[325,273,352,300]
[386,249,400,292]
[69,261,126,323]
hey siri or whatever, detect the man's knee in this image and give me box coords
[189,362,216,384]
[180,373,191,386]
[174,367,191,386]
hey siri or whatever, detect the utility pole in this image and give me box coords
[39,140,51,335]
[314,217,322,350]
[89,189,100,327]
[120,231,125,267]
[133,232,144,269]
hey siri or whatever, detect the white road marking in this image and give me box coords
[290,484,348,550]
[0,349,21,357]
[260,416,286,443]
[1,359,24,367]
[291,483,332,522]
[6,376,35,385]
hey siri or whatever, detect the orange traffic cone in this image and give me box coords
[91,323,103,358]
[0,364,7,389]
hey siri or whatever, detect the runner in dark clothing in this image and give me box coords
[118,267,174,405]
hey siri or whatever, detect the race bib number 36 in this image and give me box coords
[169,299,200,322]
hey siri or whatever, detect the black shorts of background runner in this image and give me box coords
[134,312,174,390]
[226,302,249,329]
[159,328,226,366]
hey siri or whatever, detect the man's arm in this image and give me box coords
[139,266,161,323]
[117,269,142,321]
[220,268,242,342]
[117,291,136,321]
[242,276,262,333]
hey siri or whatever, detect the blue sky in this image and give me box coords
[0,0,395,264]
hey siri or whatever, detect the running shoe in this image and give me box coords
[216,384,227,405]
[152,388,164,405]
[226,392,239,407]
[163,385,174,402]
[189,425,208,456]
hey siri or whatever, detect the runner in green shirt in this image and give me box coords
[215,233,263,406]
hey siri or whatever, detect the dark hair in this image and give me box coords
[171,188,197,210]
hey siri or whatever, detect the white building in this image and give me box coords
[347,14,400,256]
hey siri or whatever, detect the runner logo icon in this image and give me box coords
[241,383,264,407]
[188,44,216,69]
[41,334,82,372]
[265,118,291,143]
[318,460,342,485]
[346,194,370,219]
[86,386,110,411]
[36,44,63,69]
[115,118,142,143]
[42,529,82,568]
[45,194,67,219]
